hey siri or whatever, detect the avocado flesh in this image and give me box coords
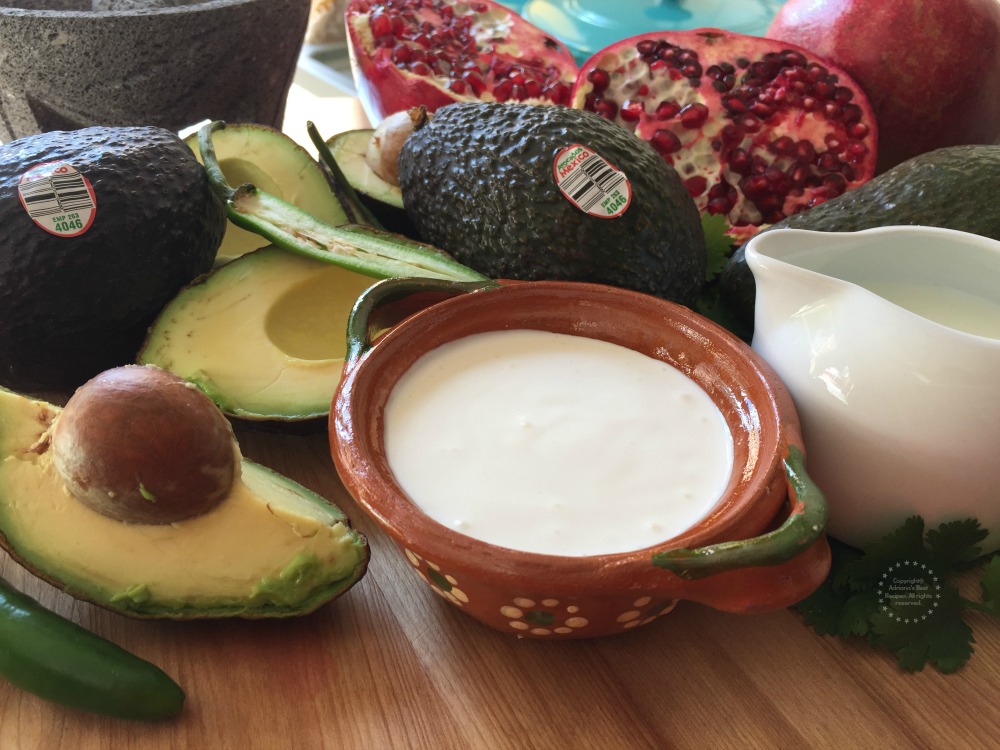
[397,102,707,307]
[325,129,417,237]
[719,145,1000,329]
[0,387,368,619]
[138,246,374,422]
[185,124,349,265]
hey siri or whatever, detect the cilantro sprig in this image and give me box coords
[794,516,1000,673]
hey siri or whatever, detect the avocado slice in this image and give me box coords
[184,123,350,265]
[0,386,368,619]
[138,246,374,422]
[719,145,1000,330]
[325,129,417,237]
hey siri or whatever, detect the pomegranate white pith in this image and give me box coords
[346,0,579,123]
[571,29,878,239]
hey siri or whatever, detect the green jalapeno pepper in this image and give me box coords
[0,576,184,720]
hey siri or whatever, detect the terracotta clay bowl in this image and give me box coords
[331,278,830,639]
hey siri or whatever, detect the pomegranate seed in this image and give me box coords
[743,175,770,197]
[410,61,432,76]
[369,12,392,38]
[722,95,748,114]
[816,153,843,172]
[524,79,542,98]
[794,140,817,163]
[849,122,870,139]
[821,173,847,195]
[655,101,681,119]
[546,82,570,105]
[392,44,413,65]
[781,50,807,67]
[684,175,709,197]
[594,98,618,119]
[449,79,467,94]
[768,135,795,156]
[412,33,430,48]
[650,129,682,155]
[678,103,709,128]
[636,39,658,57]
[620,100,645,122]
[493,79,514,102]
[390,15,405,36]
[463,71,486,96]
[720,123,743,146]
[588,68,611,93]
[471,1,487,11]
[707,197,733,215]
[728,148,752,175]
[841,103,863,124]
[824,135,844,154]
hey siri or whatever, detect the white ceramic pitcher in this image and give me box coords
[745,226,1000,552]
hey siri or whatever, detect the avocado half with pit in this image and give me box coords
[0,385,369,619]
[138,246,375,422]
[185,123,349,265]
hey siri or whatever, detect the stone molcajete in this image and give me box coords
[0,0,310,141]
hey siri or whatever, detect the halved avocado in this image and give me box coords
[185,123,350,265]
[138,246,375,422]
[326,129,417,237]
[0,387,368,619]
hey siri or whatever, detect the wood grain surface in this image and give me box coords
[2,424,999,750]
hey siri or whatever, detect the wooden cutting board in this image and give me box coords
[2,423,999,750]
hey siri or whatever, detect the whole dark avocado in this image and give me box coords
[397,103,706,307]
[720,145,1000,329]
[0,126,226,393]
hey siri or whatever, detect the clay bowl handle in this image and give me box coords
[344,276,501,364]
[652,445,832,612]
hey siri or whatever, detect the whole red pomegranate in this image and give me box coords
[346,0,579,124]
[767,0,1000,172]
[571,29,878,240]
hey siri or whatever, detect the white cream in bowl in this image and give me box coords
[382,329,734,557]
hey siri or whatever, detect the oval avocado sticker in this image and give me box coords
[553,144,631,219]
[17,162,97,237]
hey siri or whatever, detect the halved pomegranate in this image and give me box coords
[571,29,878,239]
[346,0,579,124]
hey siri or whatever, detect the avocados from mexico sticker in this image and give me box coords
[17,161,97,237]
[553,144,631,218]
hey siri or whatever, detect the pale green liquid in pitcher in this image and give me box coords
[862,281,1000,339]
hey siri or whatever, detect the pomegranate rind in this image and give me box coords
[766,0,1000,173]
[346,0,579,124]
[570,28,878,238]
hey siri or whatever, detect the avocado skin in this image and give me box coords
[397,103,706,307]
[720,145,1000,329]
[0,126,225,393]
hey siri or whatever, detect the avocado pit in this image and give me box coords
[51,365,236,525]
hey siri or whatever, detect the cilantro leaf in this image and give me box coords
[841,516,929,581]
[793,516,998,674]
[926,519,988,571]
[701,213,733,283]
[871,585,974,674]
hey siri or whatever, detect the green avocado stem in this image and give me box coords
[197,121,489,284]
